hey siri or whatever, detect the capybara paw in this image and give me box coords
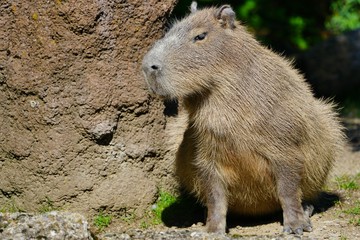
[206,223,226,234]
[283,222,313,235]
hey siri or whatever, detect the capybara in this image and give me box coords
[142,2,345,235]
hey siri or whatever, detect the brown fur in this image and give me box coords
[142,2,345,235]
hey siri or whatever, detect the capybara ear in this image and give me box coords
[215,5,236,29]
[190,1,198,13]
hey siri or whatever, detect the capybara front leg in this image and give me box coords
[205,180,227,233]
[277,175,312,235]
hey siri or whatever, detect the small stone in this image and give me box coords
[29,100,39,108]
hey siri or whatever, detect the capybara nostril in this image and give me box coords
[151,65,160,71]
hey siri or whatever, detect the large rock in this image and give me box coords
[0,212,92,240]
[296,29,360,99]
[0,0,177,217]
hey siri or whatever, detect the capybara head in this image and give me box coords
[142,2,238,99]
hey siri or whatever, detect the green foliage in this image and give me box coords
[289,16,308,50]
[236,0,332,52]
[94,211,112,231]
[341,96,360,117]
[326,0,360,33]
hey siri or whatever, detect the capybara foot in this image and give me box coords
[283,221,312,235]
[283,204,314,235]
[206,223,226,234]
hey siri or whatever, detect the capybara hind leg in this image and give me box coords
[205,180,227,233]
[277,177,312,235]
[302,203,314,232]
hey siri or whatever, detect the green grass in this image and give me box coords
[344,203,360,215]
[94,211,112,231]
[0,199,24,213]
[140,189,205,229]
[335,175,359,190]
[151,190,178,225]
[334,173,360,227]
[119,208,136,224]
[38,197,58,213]
[343,201,360,226]
[140,220,150,229]
[140,189,187,229]
[349,217,360,226]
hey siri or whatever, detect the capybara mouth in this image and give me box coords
[143,74,169,97]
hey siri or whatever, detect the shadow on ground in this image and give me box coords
[161,193,205,228]
[161,191,341,229]
[313,191,341,213]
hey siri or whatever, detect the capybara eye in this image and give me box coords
[194,32,207,42]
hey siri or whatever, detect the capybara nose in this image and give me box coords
[142,62,162,77]
[150,64,160,71]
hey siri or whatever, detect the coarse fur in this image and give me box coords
[142,2,345,235]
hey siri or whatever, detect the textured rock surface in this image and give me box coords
[297,29,360,99]
[0,212,92,240]
[0,0,177,216]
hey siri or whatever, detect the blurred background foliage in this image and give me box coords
[172,0,360,55]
